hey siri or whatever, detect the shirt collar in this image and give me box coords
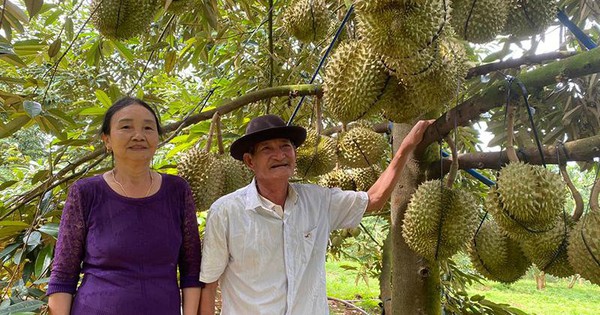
[244,178,298,210]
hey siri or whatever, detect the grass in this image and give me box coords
[326,259,600,315]
[326,260,381,314]
[468,278,600,315]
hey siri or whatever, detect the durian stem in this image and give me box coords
[315,96,323,135]
[445,136,458,188]
[560,164,584,221]
[205,112,219,152]
[505,103,519,163]
[590,170,600,214]
[215,113,224,155]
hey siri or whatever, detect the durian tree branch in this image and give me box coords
[417,47,600,155]
[429,134,600,176]
[4,84,322,218]
[162,84,322,133]
[466,51,578,79]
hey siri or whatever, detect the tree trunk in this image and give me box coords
[390,124,441,315]
[535,271,546,290]
[380,233,392,315]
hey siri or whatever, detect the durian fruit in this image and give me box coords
[402,180,479,261]
[357,0,449,78]
[354,0,402,13]
[177,148,225,211]
[318,168,356,190]
[468,220,531,283]
[503,0,557,37]
[337,126,388,168]
[451,0,509,43]
[568,211,600,285]
[162,0,197,14]
[349,166,381,191]
[520,215,575,278]
[282,0,330,43]
[296,130,337,178]
[323,41,388,123]
[378,36,468,122]
[217,155,253,195]
[91,0,158,40]
[490,162,566,239]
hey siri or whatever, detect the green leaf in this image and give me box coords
[0,53,26,67]
[24,0,44,19]
[34,245,53,278]
[0,300,45,314]
[39,190,53,216]
[38,223,58,238]
[79,106,107,116]
[23,100,42,118]
[164,50,177,74]
[64,17,74,40]
[25,231,42,247]
[0,242,21,260]
[0,115,30,138]
[95,89,112,108]
[111,40,134,62]
[0,180,17,191]
[48,37,61,58]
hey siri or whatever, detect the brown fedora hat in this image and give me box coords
[230,115,307,160]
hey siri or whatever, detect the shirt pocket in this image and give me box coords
[300,226,318,264]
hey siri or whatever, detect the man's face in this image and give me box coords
[243,138,296,182]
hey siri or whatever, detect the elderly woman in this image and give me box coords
[47,97,202,315]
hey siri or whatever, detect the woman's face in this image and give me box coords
[102,104,160,165]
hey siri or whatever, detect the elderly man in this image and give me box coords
[199,115,432,314]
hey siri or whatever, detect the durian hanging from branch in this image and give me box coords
[402,136,479,261]
[487,102,567,241]
[91,0,158,40]
[568,169,600,285]
[282,0,331,43]
[177,113,252,211]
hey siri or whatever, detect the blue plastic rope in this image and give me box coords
[557,10,597,50]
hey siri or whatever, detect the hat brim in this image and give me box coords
[230,126,307,160]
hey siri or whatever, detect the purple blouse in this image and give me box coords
[47,174,202,315]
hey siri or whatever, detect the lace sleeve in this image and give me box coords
[178,182,203,288]
[47,182,86,295]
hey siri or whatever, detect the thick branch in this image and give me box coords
[162,84,322,133]
[418,47,600,154]
[466,51,578,79]
[429,134,600,176]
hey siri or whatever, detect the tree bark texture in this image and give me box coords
[391,123,441,315]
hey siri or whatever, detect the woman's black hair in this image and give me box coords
[100,96,163,136]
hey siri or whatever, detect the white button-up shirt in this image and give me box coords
[200,179,369,315]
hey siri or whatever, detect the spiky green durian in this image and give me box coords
[503,0,557,37]
[92,0,158,40]
[323,41,388,123]
[337,126,388,168]
[520,215,575,278]
[451,0,509,43]
[568,211,600,285]
[282,0,330,43]
[403,180,480,261]
[468,220,531,283]
[355,0,402,12]
[296,130,337,178]
[490,162,566,239]
[349,166,381,191]
[217,155,253,195]
[378,37,467,122]
[357,0,449,77]
[177,148,225,211]
[318,169,356,190]
[162,0,197,14]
